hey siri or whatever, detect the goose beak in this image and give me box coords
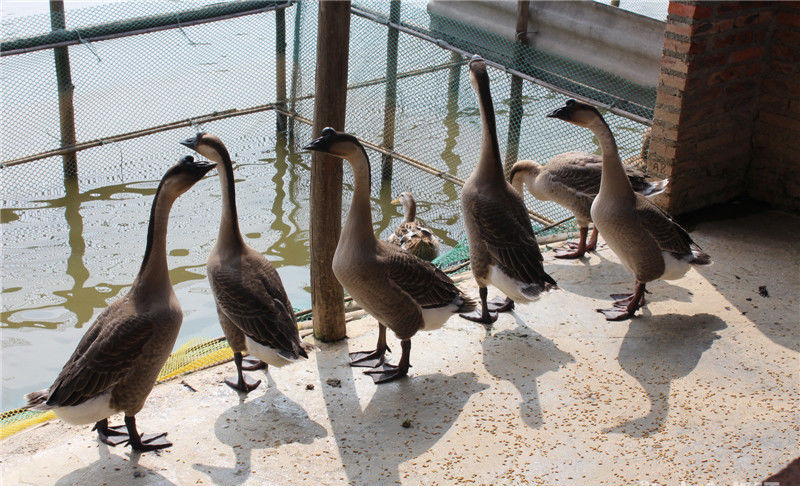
[390,198,400,205]
[180,134,200,149]
[303,135,330,153]
[193,159,216,176]
[546,106,570,120]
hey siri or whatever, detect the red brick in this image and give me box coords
[666,21,693,38]
[660,54,690,75]
[728,46,763,63]
[735,13,762,28]
[773,27,800,46]
[668,2,713,19]
[709,18,735,34]
[660,73,688,91]
[777,10,800,27]
[772,43,800,62]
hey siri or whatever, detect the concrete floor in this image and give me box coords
[1,209,798,485]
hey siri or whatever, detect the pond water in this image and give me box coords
[0,1,650,410]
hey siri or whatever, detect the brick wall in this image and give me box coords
[648,1,800,214]
[750,3,800,211]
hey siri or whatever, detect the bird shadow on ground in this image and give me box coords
[192,375,327,486]
[545,257,693,305]
[56,444,176,485]
[603,312,727,437]
[482,313,574,429]
[316,342,487,485]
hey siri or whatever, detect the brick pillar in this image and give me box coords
[750,3,800,212]
[649,1,774,214]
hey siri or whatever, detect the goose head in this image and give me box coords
[508,160,541,195]
[161,155,216,196]
[468,55,489,93]
[180,132,228,164]
[390,191,414,207]
[546,99,603,128]
[302,127,364,159]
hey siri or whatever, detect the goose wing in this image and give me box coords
[546,153,604,196]
[46,301,156,407]
[379,242,460,309]
[634,195,694,256]
[471,188,555,285]
[209,252,304,358]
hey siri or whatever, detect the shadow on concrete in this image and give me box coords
[316,341,487,485]
[193,375,327,485]
[545,258,693,305]
[482,314,574,429]
[691,210,800,353]
[604,312,727,437]
[56,444,176,485]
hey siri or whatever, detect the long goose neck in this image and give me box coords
[133,181,176,296]
[474,71,505,184]
[216,148,244,249]
[342,147,376,244]
[403,196,417,223]
[589,117,633,197]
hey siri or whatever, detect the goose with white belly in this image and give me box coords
[547,99,711,320]
[24,155,216,451]
[304,128,476,383]
[180,132,314,392]
[460,56,557,324]
[509,142,668,259]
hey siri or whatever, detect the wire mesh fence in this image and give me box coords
[1,0,659,422]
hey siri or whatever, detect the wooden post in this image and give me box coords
[50,0,78,179]
[504,0,529,175]
[310,0,350,342]
[275,7,287,132]
[380,0,401,182]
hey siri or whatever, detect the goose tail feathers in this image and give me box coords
[456,294,478,314]
[640,178,669,197]
[690,247,712,266]
[24,389,52,411]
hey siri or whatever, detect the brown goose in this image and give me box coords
[547,99,711,320]
[180,133,313,393]
[24,155,216,452]
[460,56,556,324]
[304,128,476,383]
[387,191,440,261]
[509,148,668,259]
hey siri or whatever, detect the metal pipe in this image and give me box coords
[50,0,78,180]
[288,0,304,138]
[380,0,401,181]
[275,7,288,132]
[2,1,292,57]
[350,5,652,125]
[504,0,530,175]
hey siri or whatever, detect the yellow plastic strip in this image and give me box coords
[0,411,56,439]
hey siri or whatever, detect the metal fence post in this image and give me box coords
[288,0,304,139]
[275,7,287,132]
[504,0,529,175]
[380,0,401,182]
[50,0,78,180]
[310,0,350,342]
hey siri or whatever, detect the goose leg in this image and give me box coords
[124,415,171,452]
[487,296,515,312]
[241,356,267,371]
[364,339,411,384]
[554,227,588,259]
[224,352,262,392]
[93,418,129,446]
[585,227,599,252]
[460,287,498,324]
[597,282,647,321]
[349,324,391,368]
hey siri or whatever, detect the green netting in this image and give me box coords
[2,0,658,428]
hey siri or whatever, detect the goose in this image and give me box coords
[24,155,216,452]
[509,143,668,259]
[303,128,476,383]
[547,99,711,320]
[387,191,440,261]
[459,56,557,324]
[180,132,313,393]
